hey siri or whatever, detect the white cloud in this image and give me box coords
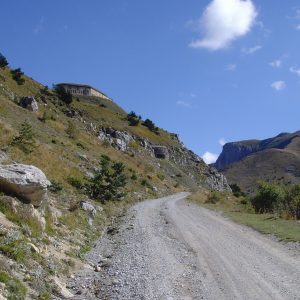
[271,81,286,91]
[202,152,218,164]
[242,45,262,54]
[290,66,300,76]
[269,59,282,68]
[176,100,191,108]
[189,0,257,50]
[226,64,237,71]
[296,24,300,30]
[219,138,226,146]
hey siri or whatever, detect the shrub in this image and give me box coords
[282,184,300,219]
[230,183,245,198]
[11,121,36,154]
[11,68,25,85]
[127,111,141,126]
[0,271,27,299]
[251,181,284,214]
[131,173,137,180]
[67,176,84,190]
[40,86,52,96]
[206,191,222,204]
[87,155,127,202]
[66,121,77,139]
[157,173,165,181]
[141,179,152,189]
[53,85,73,105]
[49,180,63,193]
[0,53,8,68]
[142,119,159,134]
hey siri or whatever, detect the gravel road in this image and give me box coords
[69,192,300,300]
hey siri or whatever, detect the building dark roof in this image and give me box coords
[57,82,110,99]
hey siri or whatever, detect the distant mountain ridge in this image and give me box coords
[214,131,300,193]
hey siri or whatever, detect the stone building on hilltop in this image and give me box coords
[57,83,112,100]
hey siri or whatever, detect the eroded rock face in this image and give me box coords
[205,167,231,192]
[19,96,39,112]
[97,127,231,192]
[0,164,50,207]
[152,146,169,159]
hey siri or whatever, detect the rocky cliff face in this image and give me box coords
[214,131,300,193]
[214,141,260,170]
[215,131,300,171]
[97,127,231,192]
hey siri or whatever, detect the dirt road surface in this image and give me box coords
[70,192,300,299]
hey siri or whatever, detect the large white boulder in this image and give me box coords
[0,164,50,207]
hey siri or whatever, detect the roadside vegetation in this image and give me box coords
[189,182,300,242]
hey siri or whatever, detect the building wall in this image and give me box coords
[60,84,111,100]
[61,84,91,96]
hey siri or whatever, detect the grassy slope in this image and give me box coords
[224,147,300,194]
[189,191,300,242]
[0,67,194,298]
[221,133,300,194]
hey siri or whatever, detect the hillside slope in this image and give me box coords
[0,66,229,299]
[214,131,300,193]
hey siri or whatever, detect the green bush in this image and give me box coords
[67,176,84,190]
[0,53,8,68]
[142,119,159,134]
[11,68,25,85]
[230,183,245,197]
[127,111,141,126]
[49,180,63,193]
[53,85,73,105]
[281,184,300,219]
[251,182,284,214]
[206,191,222,204]
[87,155,127,202]
[66,121,77,139]
[11,121,36,154]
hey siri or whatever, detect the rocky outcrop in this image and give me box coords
[0,164,50,207]
[152,146,169,159]
[205,167,231,192]
[99,128,133,152]
[97,127,231,191]
[19,96,39,112]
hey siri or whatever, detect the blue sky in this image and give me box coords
[1,0,300,163]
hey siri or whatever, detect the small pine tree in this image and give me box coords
[11,121,36,153]
[127,111,141,126]
[142,118,159,134]
[54,85,73,105]
[88,155,127,202]
[11,68,25,85]
[0,53,8,68]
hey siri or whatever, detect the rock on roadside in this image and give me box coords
[0,164,50,207]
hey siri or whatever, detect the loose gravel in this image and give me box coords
[67,192,300,300]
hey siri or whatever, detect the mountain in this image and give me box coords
[214,131,300,193]
[0,65,230,298]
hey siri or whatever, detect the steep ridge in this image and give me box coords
[214,131,300,193]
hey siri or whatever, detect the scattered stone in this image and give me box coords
[28,242,40,254]
[0,164,50,207]
[80,201,97,217]
[0,151,8,163]
[94,265,102,272]
[19,96,38,112]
